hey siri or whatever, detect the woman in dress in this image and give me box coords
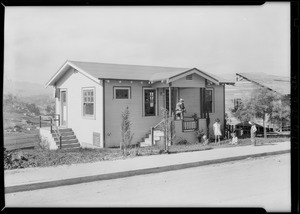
[213,118,222,144]
[249,121,257,146]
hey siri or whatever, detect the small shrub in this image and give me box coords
[4,148,38,170]
[120,106,134,156]
[175,138,189,145]
[195,129,205,143]
[38,136,50,150]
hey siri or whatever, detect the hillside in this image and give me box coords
[3,80,53,97]
[3,92,55,135]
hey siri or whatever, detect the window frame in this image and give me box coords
[82,87,96,119]
[205,88,215,113]
[234,98,242,110]
[113,86,131,99]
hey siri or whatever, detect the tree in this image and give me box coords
[26,103,40,116]
[269,96,290,132]
[120,106,134,156]
[159,108,175,152]
[231,87,281,138]
[45,104,55,117]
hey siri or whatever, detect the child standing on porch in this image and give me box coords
[213,118,221,144]
[175,98,186,120]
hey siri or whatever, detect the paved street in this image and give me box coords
[5,153,290,211]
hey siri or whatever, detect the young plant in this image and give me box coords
[159,108,176,152]
[120,106,134,156]
[195,129,205,143]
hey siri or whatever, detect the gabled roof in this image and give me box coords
[236,72,290,95]
[46,60,235,87]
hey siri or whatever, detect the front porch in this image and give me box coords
[146,85,220,146]
[38,115,81,150]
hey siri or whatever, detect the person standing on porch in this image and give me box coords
[249,121,257,146]
[175,98,186,120]
[213,118,221,144]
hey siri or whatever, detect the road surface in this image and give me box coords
[5,153,290,211]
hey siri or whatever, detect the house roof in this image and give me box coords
[236,72,290,95]
[46,60,235,87]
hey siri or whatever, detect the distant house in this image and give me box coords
[225,72,290,131]
[44,60,234,149]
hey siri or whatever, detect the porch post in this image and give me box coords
[168,84,173,147]
[168,85,172,117]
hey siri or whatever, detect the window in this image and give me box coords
[234,98,242,110]
[144,89,156,116]
[114,87,131,99]
[82,88,95,117]
[205,89,214,113]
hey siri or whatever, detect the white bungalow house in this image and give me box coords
[44,60,234,149]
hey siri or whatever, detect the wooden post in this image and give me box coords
[168,85,172,149]
[169,85,172,117]
[39,116,42,128]
[59,135,62,149]
[151,126,154,146]
[50,118,52,133]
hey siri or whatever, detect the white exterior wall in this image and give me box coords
[56,68,104,148]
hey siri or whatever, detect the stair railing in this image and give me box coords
[39,115,62,149]
[150,119,165,146]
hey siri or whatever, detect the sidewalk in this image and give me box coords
[5,141,290,193]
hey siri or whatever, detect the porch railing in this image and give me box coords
[182,117,198,132]
[39,115,62,149]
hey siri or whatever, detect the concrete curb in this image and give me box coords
[5,149,290,194]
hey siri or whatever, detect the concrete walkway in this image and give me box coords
[5,141,290,193]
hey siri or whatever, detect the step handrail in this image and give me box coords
[150,119,165,146]
[150,116,174,146]
[39,115,62,149]
[153,119,165,129]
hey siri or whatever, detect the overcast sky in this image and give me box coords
[4,3,290,85]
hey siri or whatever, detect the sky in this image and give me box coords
[4,3,290,85]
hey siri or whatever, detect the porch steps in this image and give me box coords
[51,128,81,150]
[140,130,164,147]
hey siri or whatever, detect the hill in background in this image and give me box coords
[3,80,55,134]
[4,80,53,98]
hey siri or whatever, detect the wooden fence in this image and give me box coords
[4,134,39,151]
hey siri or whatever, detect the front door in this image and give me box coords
[61,90,67,127]
[144,89,156,116]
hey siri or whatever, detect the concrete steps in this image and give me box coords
[140,130,164,147]
[51,128,81,150]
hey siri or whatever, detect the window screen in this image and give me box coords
[83,89,95,116]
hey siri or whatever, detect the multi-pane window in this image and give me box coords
[114,87,131,99]
[205,89,214,113]
[83,88,95,117]
[234,98,242,110]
